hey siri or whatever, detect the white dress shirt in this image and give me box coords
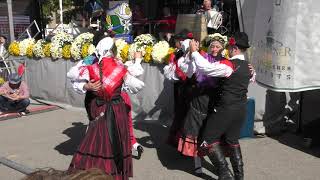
[67,58,145,94]
[192,51,233,77]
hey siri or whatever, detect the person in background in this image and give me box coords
[196,0,221,34]
[0,73,30,116]
[196,0,215,13]
[132,4,145,21]
[158,7,176,42]
[0,34,9,80]
[132,4,146,36]
[0,34,8,59]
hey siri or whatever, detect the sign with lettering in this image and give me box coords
[248,0,320,92]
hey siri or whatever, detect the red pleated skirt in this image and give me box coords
[69,97,133,180]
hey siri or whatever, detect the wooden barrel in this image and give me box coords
[175,14,207,42]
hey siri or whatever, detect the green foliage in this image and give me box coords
[42,0,75,24]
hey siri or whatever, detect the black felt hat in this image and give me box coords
[173,29,193,40]
[229,32,250,49]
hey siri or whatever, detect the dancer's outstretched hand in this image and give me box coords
[189,39,199,53]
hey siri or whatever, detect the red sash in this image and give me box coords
[169,53,187,81]
[87,57,127,99]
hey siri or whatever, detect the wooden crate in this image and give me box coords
[175,14,207,42]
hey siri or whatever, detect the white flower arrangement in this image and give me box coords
[127,34,157,60]
[33,39,46,58]
[128,43,146,60]
[151,41,170,63]
[115,39,128,60]
[51,32,74,59]
[55,24,71,34]
[19,38,35,56]
[71,32,94,60]
[133,34,156,47]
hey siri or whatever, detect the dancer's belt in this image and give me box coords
[95,95,122,106]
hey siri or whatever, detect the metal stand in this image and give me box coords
[16,20,41,41]
[0,156,35,175]
[297,92,304,133]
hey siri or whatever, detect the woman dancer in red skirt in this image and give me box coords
[68,37,144,180]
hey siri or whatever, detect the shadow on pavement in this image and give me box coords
[263,89,320,158]
[270,132,320,158]
[134,120,217,180]
[54,122,87,155]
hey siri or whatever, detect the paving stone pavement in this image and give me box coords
[0,109,319,180]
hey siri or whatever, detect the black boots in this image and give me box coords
[207,144,234,180]
[229,146,244,180]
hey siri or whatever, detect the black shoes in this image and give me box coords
[132,144,144,160]
[137,145,144,159]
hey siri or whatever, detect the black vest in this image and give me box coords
[215,59,251,107]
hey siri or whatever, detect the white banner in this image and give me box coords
[242,0,320,92]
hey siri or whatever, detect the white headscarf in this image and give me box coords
[95,37,115,63]
[180,39,191,54]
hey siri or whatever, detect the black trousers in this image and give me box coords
[202,103,247,145]
[0,95,30,112]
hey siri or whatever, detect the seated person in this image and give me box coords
[0,34,8,59]
[0,73,30,115]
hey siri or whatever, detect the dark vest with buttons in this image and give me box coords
[215,59,251,107]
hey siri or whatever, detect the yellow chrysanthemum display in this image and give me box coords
[62,44,71,59]
[120,44,130,62]
[26,44,34,58]
[81,43,90,58]
[8,41,20,56]
[43,43,51,57]
[143,46,153,63]
[9,33,235,63]
[0,77,5,85]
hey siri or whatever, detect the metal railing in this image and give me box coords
[0,156,35,175]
